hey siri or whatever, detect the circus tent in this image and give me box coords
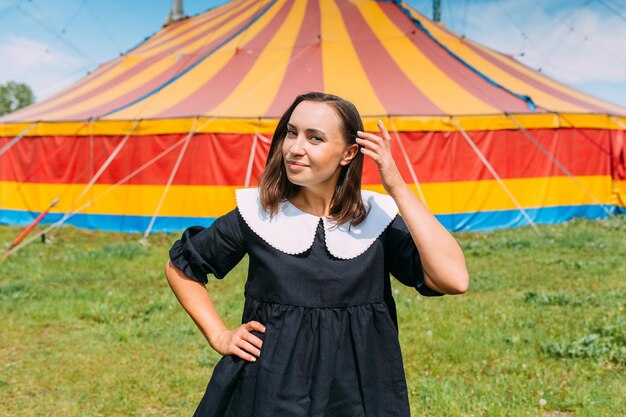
[1,0,625,238]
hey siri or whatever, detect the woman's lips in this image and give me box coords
[287,160,309,168]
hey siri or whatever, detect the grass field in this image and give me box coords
[1,216,625,416]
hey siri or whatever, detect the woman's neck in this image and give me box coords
[290,185,336,217]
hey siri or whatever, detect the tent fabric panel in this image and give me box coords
[1,129,614,186]
[0,133,256,186]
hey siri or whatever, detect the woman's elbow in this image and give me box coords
[448,271,469,294]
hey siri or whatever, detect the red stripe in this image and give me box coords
[264,0,323,117]
[154,0,297,118]
[0,129,614,186]
[382,4,531,114]
[362,128,612,185]
[338,1,444,115]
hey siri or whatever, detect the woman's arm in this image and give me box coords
[356,121,469,294]
[164,260,265,361]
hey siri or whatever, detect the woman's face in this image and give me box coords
[282,101,358,190]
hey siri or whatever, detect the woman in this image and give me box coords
[165,92,469,416]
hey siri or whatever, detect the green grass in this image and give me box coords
[1,216,625,416]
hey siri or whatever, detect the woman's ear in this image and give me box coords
[340,143,359,166]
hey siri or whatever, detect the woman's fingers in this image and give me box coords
[377,119,392,142]
[241,329,264,349]
[232,345,257,362]
[238,338,261,357]
[246,320,266,333]
[360,147,381,162]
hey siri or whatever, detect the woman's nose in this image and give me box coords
[289,135,306,155]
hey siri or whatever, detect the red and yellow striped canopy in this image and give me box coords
[1,0,624,136]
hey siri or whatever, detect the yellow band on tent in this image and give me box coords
[1,113,625,137]
[0,175,614,217]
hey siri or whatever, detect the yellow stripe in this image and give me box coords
[319,0,386,115]
[1,113,623,136]
[2,176,621,219]
[210,0,306,116]
[109,0,277,120]
[359,2,498,115]
[612,179,626,206]
[0,182,238,217]
[364,175,618,214]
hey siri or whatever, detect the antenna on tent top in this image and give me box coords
[433,0,442,23]
[164,0,187,27]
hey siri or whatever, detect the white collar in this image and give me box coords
[235,187,398,259]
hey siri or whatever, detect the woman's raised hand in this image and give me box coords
[356,120,405,196]
[212,321,266,362]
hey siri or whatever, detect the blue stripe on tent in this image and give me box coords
[100,0,278,118]
[389,0,537,111]
[1,205,624,234]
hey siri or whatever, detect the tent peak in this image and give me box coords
[164,0,187,27]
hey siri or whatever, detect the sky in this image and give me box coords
[0,0,624,109]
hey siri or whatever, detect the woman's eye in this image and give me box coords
[309,136,323,143]
[286,130,297,137]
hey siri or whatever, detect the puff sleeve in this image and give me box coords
[383,214,444,297]
[168,208,246,284]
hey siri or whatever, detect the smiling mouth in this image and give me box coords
[287,160,309,167]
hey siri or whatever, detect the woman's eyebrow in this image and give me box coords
[287,123,326,136]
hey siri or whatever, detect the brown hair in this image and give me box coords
[258,92,367,226]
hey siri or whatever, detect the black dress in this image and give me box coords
[169,188,442,417]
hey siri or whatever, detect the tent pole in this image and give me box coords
[141,117,199,242]
[0,122,36,157]
[451,117,539,232]
[244,132,259,188]
[388,119,429,208]
[507,114,612,217]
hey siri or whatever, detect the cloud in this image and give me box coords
[446,0,626,84]
[0,35,91,100]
